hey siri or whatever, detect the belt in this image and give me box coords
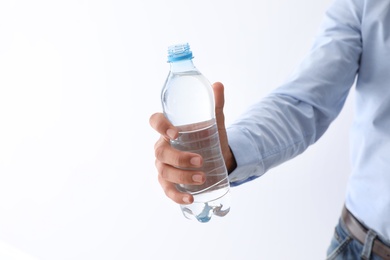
[342,206,390,260]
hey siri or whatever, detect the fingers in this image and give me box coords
[158,174,194,204]
[149,112,178,140]
[153,134,205,205]
[156,158,205,185]
[156,156,205,204]
[154,135,203,169]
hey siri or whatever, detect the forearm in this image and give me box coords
[227,0,362,186]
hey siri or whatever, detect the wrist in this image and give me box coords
[225,147,237,174]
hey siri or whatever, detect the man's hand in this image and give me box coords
[149,82,236,204]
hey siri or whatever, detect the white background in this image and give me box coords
[0,0,354,259]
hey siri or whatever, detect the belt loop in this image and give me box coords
[361,229,377,260]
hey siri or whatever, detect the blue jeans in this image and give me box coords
[326,218,385,260]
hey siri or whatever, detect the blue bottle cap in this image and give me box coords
[167,43,194,62]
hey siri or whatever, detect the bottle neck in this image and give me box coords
[169,59,196,73]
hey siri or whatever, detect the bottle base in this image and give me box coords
[180,189,231,223]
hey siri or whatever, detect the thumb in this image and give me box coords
[212,82,229,157]
[212,82,237,172]
[212,81,225,122]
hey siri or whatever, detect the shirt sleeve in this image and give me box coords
[227,0,363,186]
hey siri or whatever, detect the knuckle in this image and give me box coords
[172,152,189,168]
[178,171,191,184]
[154,158,159,168]
[178,172,188,183]
[155,159,163,173]
[154,144,165,160]
[160,167,168,180]
[149,112,160,128]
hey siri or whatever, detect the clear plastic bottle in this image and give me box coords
[161,43,231,223]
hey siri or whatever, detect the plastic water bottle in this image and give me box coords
[161,43,231,223]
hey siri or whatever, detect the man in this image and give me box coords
[150,0,390,258]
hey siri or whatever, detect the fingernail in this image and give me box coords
[190,157,201,166]
[192,174,204,183]
[166,129,176,139]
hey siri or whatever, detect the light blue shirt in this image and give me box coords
[227,0,390,242]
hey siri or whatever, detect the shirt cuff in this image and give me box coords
[226,126,265,186]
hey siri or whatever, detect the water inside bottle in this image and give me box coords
[171,119,231,222]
